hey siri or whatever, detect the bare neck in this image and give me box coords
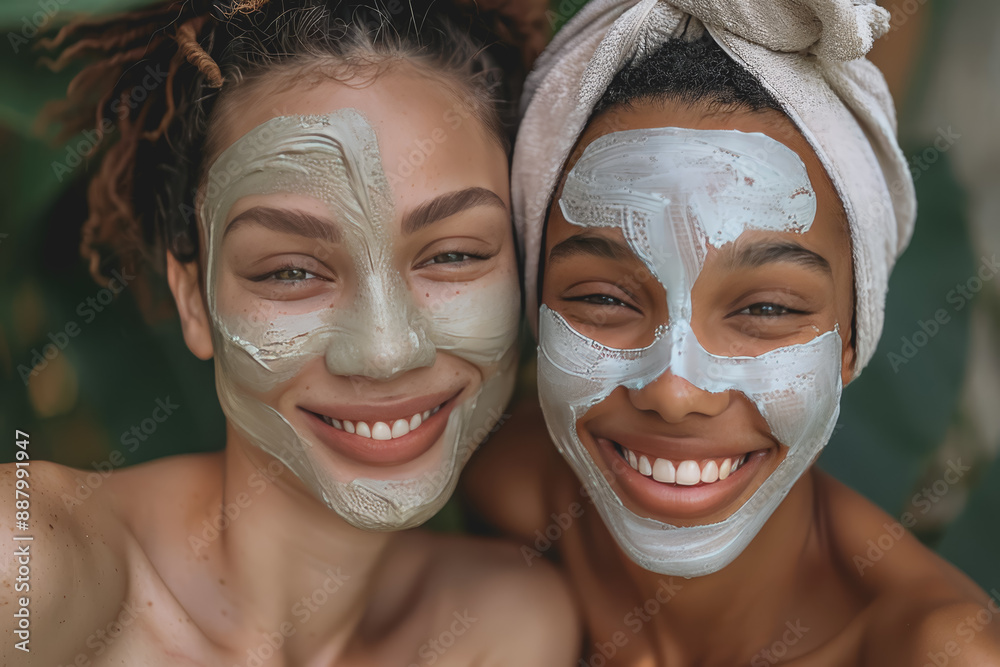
[190,424,394,664]
[593,470,822,664]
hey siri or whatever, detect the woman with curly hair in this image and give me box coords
[0,1,579,664]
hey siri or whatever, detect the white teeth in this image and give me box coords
[675,461,701,486]
[638,455,652,476]
[391,419,410,438]
[371,421,392,440]
[652,458,675,483]
[620,445,750,486]
[322,405,443,440]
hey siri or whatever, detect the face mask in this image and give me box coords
[537,127,843,576]
[199,110,519,531]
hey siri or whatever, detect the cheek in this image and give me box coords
[213,272,275,327]
[575,387,628,427]
[212,268,287,347]
[422,265,521,368]
[212,275,337,394]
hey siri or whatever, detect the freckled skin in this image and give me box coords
[0,67,580,667]
[465,100,1000,666]
[206,109,521,525]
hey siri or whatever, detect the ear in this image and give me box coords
[840,339,855,388]
[166,251,214,360]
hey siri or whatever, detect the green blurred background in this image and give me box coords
[1,0,997,592]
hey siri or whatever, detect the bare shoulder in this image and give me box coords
[101,451,224,529]
[376,531,581,666]
[859,588,1000,666]
[0,459,130,665]
[425,533,582,667]
[813,472,1000,665]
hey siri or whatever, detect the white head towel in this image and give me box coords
[513,0,917,376]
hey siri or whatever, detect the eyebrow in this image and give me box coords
[401,187,507,235]
[724,240,832,274]
[224,207,341,243]
[548,233,636,264]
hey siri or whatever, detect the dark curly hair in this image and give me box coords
[594,33,781,116]
[38,0,533,319]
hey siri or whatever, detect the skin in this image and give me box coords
[465,98,1000,666]
[0,64,579,666]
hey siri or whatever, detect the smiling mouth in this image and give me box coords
[301,390,461,467]
[614,442,754,486]
[313,403,444,441]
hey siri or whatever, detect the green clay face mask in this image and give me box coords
[200,110,519,530]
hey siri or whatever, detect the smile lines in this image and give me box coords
[319,405,442,441]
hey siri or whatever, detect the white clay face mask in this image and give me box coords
[200,110,519,531]
[537,127,843,576]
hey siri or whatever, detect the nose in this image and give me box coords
[325,289,436,381]
[627,370,730,423]
[348,327,436,380]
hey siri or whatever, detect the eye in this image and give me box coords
[565,293,633,309]
[251,266,321,283]
[419,251,485,267]
[736,302,802,317]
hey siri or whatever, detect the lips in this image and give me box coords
[300,389,461,467]
[590,433,777,523]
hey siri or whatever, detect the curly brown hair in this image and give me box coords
[38,0,540,321]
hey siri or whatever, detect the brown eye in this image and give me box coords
[567,294,630,309]
[250,267,319,283]
[273,268,311,281]
[739,303,792,317]
[429,252,474,264]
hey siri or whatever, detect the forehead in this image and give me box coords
[571,101,822,186]
[547,100,851,267]
[213,64,510,212]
